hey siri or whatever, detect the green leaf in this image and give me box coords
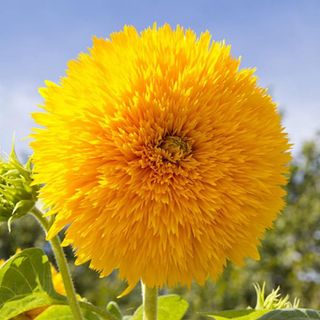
[12,199,35,216]
[34,305,101,320]
[257,308,320,319]
[131,294,189,320]
[8,200,35,231]
[205,308,320,320]
[205,309,269,319]
[0,248,65,320]
[107,301,123,319]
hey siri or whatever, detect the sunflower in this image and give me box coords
[31,24,291,291]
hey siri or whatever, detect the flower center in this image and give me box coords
[159,135,191,163]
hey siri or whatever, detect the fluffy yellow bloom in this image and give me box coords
[31,24,291,291]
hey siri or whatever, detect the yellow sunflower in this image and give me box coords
[31,24,291,291]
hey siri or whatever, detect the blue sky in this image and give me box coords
[0,0,319,156]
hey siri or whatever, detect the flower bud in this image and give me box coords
[0,147,38,229]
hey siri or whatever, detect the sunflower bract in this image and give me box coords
[31,24,291,290]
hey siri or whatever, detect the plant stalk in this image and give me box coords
[142,282,158,320]
[31,206,84,320]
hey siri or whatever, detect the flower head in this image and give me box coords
[31,24,291,290]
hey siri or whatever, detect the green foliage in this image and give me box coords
[257,309,320,319]
[107,301,123,320]
[205,309,269,319]
[0,248,65,320]
[130,295,189,320]
[0,248,117,320]
[34,305,100,320]
[206,309,320,320]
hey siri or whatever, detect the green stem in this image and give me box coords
[50,299,117,320]
[142,282,158,320]
[79,301,117,320]
[31,206,84,320]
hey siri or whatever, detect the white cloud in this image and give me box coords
[0,84,41,156]
[274,87,320,155]
[282,102,320,155]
